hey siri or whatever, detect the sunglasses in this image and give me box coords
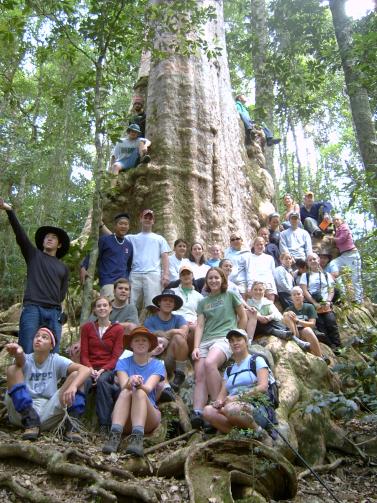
[230,237,241,241]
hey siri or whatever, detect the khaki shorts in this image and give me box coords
[199,337,232,359]
[5,390,65,431]
[100,284,115,300]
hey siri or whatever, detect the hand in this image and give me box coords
[323,213,330,222]
[130,375,143,388]
[257,315,270,324]
[191,348,200,361]
[5,343,23,357]
[0,198,12,211]
[161,275,170,288]
[212,400,224,409]
[62,385,77,407]
[80,267,89,285]
[94,369,105,381]
[246,306,257,314]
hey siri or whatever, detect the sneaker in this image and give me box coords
[102,430,122,454]
[292,335,311,352]
[64,428,82,443]
[190,411,204,430]
[22,426,40,441]
[271,328,292,340]
[158,387,176,403]
[171,370,185,392]
[125,432,144,457]
[140,154,151,164]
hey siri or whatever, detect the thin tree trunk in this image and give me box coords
[329,0,377,217]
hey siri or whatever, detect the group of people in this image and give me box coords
[0,189,363,457]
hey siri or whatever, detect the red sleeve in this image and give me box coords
[103,325,125,370]
[80,323,92,368]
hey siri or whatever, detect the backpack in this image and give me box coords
[225,353,279,408]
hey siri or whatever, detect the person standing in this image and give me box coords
[0,197,70,353]
[127,209,171,309]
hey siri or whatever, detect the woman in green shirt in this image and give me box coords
[191,267,247,428]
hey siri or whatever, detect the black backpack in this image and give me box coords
[225,353,279,408]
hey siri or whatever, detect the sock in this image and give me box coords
[111,424,123,433]
[164,384,172,389]
[175,360,187,373]
[194,409,203,415]
[132,425,144,435]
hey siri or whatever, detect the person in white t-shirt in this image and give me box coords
[127,209,171,308]
[188,242,210,279]
[248,237,277,301]
[168,238,190,282]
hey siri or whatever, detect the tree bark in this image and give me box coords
[105,0,275,244]
[329,0,377,217]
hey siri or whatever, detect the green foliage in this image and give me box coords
[302,390,358,420]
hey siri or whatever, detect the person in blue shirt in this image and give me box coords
[144,289,189,392]
[80,213,133,299]
[299,191,332,238]
[102,326,165,456]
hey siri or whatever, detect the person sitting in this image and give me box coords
[191,267,247,428]
[80,213,133,299]
[206,243,222,267]
[300,254,341,350]
[224,233,252,299]
[171,265,203,353]
[144,289,189,391]
[318,252,342,303]
[248,237,277,301]
[279,212,312,262]
[80,296,125,436]
[299,191,332,238]
[188,242,211,280]
[246,281,306,348]
[293,258,308,283]
[282,193,301,229]
[168,238,190,282]
[274,252,295,309]
[5,327,90,441]
[268,213,282,247]
[203,328,275,440]
[110,123,151,175]
[102,327,165,456]
[283,287,325,358]
[128,95,146,136]
[257,227,280,266]
[331,215,363,304]
[235,94,281,147]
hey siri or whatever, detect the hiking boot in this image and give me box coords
[102,430,122,454]
[313,229,324,239]
[190,411,204,430]
[158,387,176,403]
[271,328,292,340]
[22,426,40,441]
[125,432,144,457]
[266,137,281,146]
[140,154,151,164]
[292,335,311,352]
[21,406,40,441]
[171,370,185,392]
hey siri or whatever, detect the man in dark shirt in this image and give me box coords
[0,198,70,354]
[80,213,133,300]
[300,191,332,238]
[128,95,146,137]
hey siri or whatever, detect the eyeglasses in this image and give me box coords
[230,237,241,241]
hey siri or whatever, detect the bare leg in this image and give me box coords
[129,389,161,433]
[203,404,232,433]
[300,327,322,357]
[205,348,227,401]
[222,402,258,430]
[246,310,257,341]
[6,365,24,389]
[168,333,189,361]
[193,358,208,410]
[111,389,132,426]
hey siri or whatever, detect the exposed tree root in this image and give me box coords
[144,429,196,455]
[0,442,158,502]
[64,447,136,479]
[0,471,60,503]
[298,457,346,479]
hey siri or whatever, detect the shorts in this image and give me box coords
[100,284,115,300]
[199,337,232,359]
[5,390,65,431]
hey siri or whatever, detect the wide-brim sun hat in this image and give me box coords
[123,326,158,351]
[152,289,183,310]
[35,226,70,258]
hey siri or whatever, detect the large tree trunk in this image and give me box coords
[104,0,275,245]
[329,0,377,217]
[250,0,277,206]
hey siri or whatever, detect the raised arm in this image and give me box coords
[0,198,34,260]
